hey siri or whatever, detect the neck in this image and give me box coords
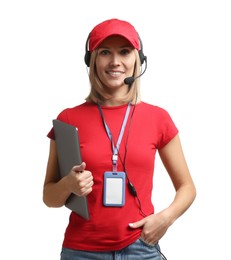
[100,84,130,106]
[102,99,128,106]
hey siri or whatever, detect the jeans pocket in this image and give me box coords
[138,237,158,248]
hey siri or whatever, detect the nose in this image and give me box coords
[109,53,121,66]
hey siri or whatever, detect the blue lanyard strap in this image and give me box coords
[97,103,131,171]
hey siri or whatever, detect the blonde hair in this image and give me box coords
[85,49,141,105]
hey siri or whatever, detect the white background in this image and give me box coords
[1,0,230,259]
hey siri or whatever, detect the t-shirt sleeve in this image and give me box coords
[47,108,70,140]
[156,108,179,150]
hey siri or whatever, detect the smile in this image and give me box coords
[107,71,123,77]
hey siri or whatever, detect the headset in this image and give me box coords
[84,33,146,67]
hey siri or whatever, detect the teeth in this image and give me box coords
[108,71,122,76]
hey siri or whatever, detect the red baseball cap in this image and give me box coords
[88,18,140,52]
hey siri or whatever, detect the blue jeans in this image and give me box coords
[60,238,166,260]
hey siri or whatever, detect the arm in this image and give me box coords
[158,133,196,223]
[43,140,93,208]
[129,134,196,243]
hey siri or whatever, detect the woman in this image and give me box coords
[43,18,196,260]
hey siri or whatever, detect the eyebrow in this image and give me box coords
[98,45,133,50]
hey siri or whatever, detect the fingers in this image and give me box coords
[76,172,94,196]
[128,218,146,229]
[69,162,94,196]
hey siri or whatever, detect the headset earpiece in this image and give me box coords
[139,50,146,65]
[138,35,146,65]
[84,51,91,67]
[84,33,91,67]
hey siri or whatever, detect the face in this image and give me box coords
[95,35,136,95]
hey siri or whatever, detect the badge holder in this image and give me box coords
[103,171,126,207]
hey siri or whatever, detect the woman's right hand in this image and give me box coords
[65,162,94,197]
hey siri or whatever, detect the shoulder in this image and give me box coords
[138,101,172,119]
[138,101,178,134]
[57,102,96,122]
[138,102,178,149]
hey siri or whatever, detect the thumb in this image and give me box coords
[73,162,86,172]
[128,218,146,229]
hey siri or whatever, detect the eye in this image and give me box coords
[99,49,110,56]
[120,48,131,56]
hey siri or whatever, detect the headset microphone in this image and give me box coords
[124,56,147,85]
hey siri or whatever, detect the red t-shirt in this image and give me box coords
[47,101,178,251]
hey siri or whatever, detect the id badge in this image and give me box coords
[103,171,126,207]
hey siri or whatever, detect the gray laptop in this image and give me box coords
[52,119,90,220]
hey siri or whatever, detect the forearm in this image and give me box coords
[161,183,196,226]
[43,176,71,208]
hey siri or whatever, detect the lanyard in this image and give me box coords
[97,103,131,172]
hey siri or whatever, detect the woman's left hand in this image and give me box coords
[128,213,170,245]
